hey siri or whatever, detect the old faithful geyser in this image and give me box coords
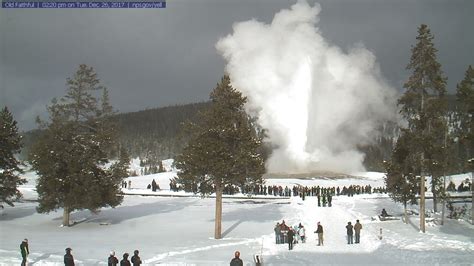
[216,1,396,174]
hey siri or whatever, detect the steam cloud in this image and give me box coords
[216,1,396,174]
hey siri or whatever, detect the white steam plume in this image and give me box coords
[216,1,397,174]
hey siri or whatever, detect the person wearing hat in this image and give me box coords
[120,252,131,266]
[64,247,75,266]
[108,250,119,266]
[131,249,142,266]
[20,239,29,266]
[230,250,243,266]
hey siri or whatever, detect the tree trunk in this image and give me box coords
[214,179,223,239]
[441,196,445,225]
[420,175,426,233]
[63,206,70,227]
[404,202,408,224]
[432,179,438,213]
[471,170,473,225]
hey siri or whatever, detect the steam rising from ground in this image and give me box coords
[216,1,396,174]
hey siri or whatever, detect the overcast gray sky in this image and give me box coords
[1,0,473,131]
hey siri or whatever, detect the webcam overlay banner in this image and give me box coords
[2,0,166,8]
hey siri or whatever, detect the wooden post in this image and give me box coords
[420,175,426,233]
[214,180,223,239]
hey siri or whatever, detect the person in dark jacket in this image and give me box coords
[20,238,29,266]
[120,253,131,266]
[131,250,141,266]
[287,229,295,250]
[346,222,354,244]
[315,222,324,246]
[64,247,75,266]
[274,222,281,244]
[230,250,243,266]
[108,251,119,266]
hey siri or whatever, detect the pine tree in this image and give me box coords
[29,64,122,226]
[158,161,165,173]
[455,65,474,169]
[385,130,419,223]
[109,147,130,186]
[174,75,265,239]
[396,24,448,213]
[0,107,26,207]
[455,65,474,224]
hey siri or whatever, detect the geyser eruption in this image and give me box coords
[216,1,396,174]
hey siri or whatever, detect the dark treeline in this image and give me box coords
[114,102,210,159]
[19,95,467,173]
[20,102,210,161]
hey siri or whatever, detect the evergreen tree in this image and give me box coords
[396,24,448,212]
[109,147,130,185]
[174,75,265,239]
[29,64,122,226]
[385,131,419,223]
[158,161,165,173]
[0,107,26,207]
[455,65,474,169]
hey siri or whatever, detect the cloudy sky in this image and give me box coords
[1,0,473,131]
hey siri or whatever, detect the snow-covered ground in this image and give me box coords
[0,163,473,265]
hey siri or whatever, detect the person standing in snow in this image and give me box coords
[131,250,141,265]
[120,253,131,266]
[354,220,362,244]
[20,238,29,266]
[346,222,354,244]
[280,220,288,244]
[230,250,243,266]
[315,222,324,246]
[274,222,281,244]
[298,223,306,243]
[287,228,295,250]
[64,247,75,266]
[108,251,119,266]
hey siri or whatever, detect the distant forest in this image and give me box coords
[20,95,464,172]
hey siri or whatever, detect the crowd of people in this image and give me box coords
[162,178,387,198]
[272,218,365,251]
[18,240,143,266]
[273,220,307,250]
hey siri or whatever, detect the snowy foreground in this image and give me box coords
[1,166,473,265]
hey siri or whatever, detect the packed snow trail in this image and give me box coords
[260,195,382,259]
